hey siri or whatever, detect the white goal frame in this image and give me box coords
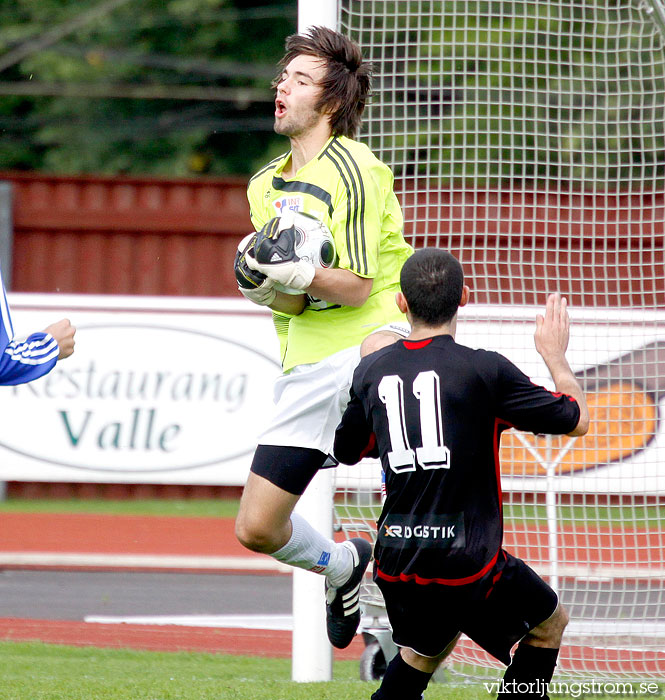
[290,0,338,685]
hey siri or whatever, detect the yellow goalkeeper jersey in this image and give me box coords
[247,135,413,372]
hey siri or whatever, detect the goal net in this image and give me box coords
[334,0,665,681]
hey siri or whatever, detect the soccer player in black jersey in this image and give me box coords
[334,248,589,700]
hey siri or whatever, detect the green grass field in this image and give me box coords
[338,501,663,531]
[0,498,661,530]
[502,503,663,530]
[1,641,654,700]
[0,498,240,519]
[0,641,488,700]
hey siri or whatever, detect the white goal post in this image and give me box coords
[290,0,338,685]
[294,0,665,683]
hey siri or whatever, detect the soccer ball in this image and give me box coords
[273,210,337,294]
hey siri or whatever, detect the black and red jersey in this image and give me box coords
[333,334,580,586]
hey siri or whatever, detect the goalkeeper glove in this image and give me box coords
[245,216,316,292]
[234,233,276,306]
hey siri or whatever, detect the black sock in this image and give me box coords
[371,651,433,700]
[497,643,559,700]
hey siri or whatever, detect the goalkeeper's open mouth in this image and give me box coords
[275,99,287,118]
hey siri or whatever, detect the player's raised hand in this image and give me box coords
[534,292,570,365]
[534,293,589,436]
[44,318,76,360]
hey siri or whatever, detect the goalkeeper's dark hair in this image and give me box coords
[276,26,372,138]
[400,248,465,326]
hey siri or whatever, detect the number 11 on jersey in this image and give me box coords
[378,370,451,473]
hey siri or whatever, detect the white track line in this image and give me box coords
[534,564,665,581]
[82,615,665,646]
[85,614,294,630]
[0,552,290,573]
[567,620,665,637]
[0,553,661,581]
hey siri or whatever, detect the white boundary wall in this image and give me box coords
[0,293,280,484]
[6,294,663,492]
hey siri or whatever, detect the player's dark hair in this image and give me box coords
[400,248,464,326]
[275,26,372,138]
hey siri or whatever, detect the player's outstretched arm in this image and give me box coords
[44,318,76,360]
[534,293,589,436]
[0,320,73,386]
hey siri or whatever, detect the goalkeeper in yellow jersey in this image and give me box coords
[234,26,412,649]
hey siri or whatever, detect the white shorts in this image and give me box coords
[258,345,361,455]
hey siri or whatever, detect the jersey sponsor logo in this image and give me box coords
[378,513,465,550]
[273,195,303,215]
[271,178,334,216]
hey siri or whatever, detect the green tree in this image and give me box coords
[0,0,295,175]
[356,1,665,190]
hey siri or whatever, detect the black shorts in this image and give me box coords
[250,444,329,495]
[374,550,558,665]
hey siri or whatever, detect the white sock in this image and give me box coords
[271,512,353,587]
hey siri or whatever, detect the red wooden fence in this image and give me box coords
[3,171,251,297]
[399,182,665,308]
[4,172,665,307]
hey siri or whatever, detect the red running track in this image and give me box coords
[0,511,663,673]
[0,618,364,660]
[0,512,358,658]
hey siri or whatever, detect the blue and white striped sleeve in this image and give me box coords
[0,270,59,386]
